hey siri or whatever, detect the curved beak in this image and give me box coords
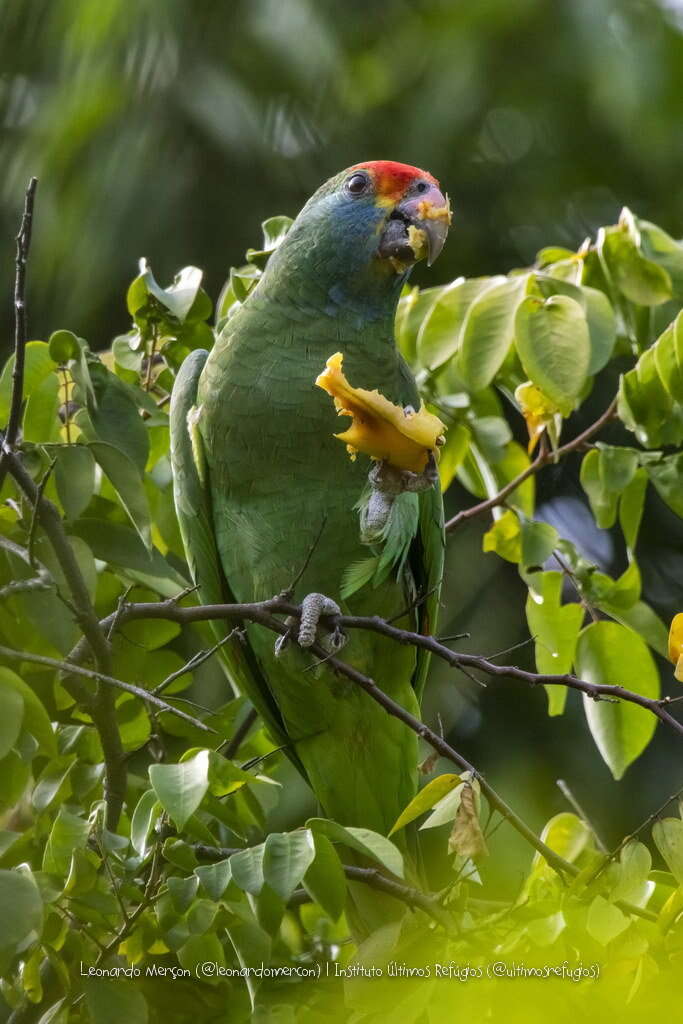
[377,183,451,268]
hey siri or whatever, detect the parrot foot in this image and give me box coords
[273,595,346,656]
[361,454,439,541]
[369,452,439,495]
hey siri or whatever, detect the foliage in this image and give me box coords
[2,207,683,1023]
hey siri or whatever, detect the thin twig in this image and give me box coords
[553,550,599,624]
[221,707,259,759]
[444,397,618,533]
[26,457,56,567]
[0,644,214,732]
[152,628,240,697]
[280,514,328,598]
[556,779,607,852]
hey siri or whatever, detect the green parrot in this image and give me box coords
[170,160,449,849]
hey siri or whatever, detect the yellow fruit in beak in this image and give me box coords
[316,352,446,473]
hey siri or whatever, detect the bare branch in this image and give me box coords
[0,643,214,733]
[1,178,38,468]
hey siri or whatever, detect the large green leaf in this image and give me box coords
[525,571,584,715]
[652,818,683,885]
[88,441,152,549]
[42,808,90,875]
[149,749,210,830]
[0,341,57,424]
[262,830,316,902]
[0,668,56,757]
[0,869,43,951]
[600,221,672,306]
[416,277,498,371]
[307,819,404,879]
[302,833,347,921]
[575,621,659,779]
[0,684,23,760]
[458,276,527,391]
[84,978,148,1024]
[515,294,590,413]
[55,445,96,520]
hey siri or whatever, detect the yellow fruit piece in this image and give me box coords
[668,612,683,682]
[315,352,446,473]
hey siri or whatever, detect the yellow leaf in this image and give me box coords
[389,773,461,835]
[316,352,446,472]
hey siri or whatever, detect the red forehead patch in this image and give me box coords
[351,160,438,199]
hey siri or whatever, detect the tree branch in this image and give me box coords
[0,177,37,482]
[444,396,618,533]
[192,843,456,935]
[0,644,215,733]
[97,596,580,878]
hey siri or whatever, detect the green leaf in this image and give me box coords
[601,222,672,306]
[419,783,465,830]
[149,749,209,830]
[515,295,590,413]
[307,819,404,879]
[302,833,347,921]
[24,373,60,443]
[178,932,225,980]
[70,519,187,594]
[619,468,648,551]
[42,808,90,875]
[0,683,23,759]
[520,520,558,568]
[575,621,660,779]
[55,445,96,520]
[525,571,584,715]
[639,219,683,296]
[458,276,527,391]
[130,789,160,857]
[195,859,232,901]
[528,813,590,881]
[0,342,57,423]
[262,830,316,902]
[580,450,618,529]
[586,894,630,945]
[437,422,470,493]
[389,774,462,834]
[85,361,149,474]
[48,330,80,364]
[88,441,151,549]
[416,277,496,371]
[646,453,683,519]
[610,840,652,904]
[0,668,56,757]
[653,818,683,885]
[84,978,148,1024]
[0,869,43,950]
[230,844,265,894]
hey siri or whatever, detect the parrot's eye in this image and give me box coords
[416,181,429,193]
[346,172,370,196]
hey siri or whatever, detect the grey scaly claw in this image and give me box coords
[362,454,439,540]
[298,593,346,651]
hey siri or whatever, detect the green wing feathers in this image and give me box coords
[169,351,293,758]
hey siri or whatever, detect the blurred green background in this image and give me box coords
[3,0,683,882]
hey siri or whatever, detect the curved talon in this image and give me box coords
[274,617,297,657]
